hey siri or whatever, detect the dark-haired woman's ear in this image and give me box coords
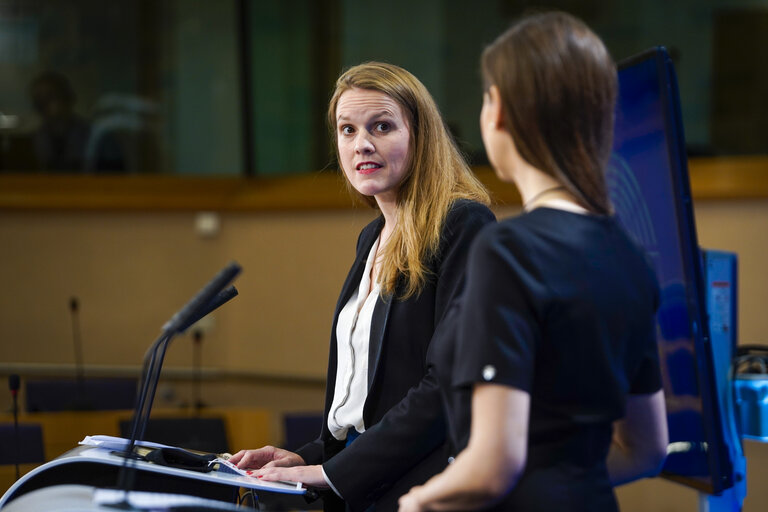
[480,86,504,139]
[480,84,517,181]
[484,85,504,130]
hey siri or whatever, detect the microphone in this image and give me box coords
[9,374,19,395]
[162,262,241,335]
[70,296,85,383]
[9,374,20,481]
[175,285,238,334]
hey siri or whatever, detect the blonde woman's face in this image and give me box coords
[335,88,410,208]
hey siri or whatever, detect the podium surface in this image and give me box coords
[0,445,307,510]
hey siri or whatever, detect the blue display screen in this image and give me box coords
[608,48,731,493]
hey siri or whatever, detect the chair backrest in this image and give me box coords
[282,412,323,452]
[0,423,45,464]
[25,378,138,412]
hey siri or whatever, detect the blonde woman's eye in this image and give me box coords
[375,122,390,133]
[341,125,354,135]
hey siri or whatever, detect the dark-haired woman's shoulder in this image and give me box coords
[470,211,527,245]
[462,213,546,281]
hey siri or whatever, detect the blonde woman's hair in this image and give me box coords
[328,61,490,299]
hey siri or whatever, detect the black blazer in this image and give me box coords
[296,200,495,511]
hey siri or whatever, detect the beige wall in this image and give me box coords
[1,199,768,509]
[0,208,376,375]
[694,200,768,345]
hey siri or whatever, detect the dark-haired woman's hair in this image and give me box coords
[482,11,616,215]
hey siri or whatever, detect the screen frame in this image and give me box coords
[616,47,734,494]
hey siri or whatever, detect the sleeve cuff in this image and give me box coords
[321,464,343,498]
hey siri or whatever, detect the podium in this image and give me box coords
[1,485,246,512]
[0,445,317,510]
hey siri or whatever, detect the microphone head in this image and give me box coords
[69,296,79,312]
[9,374,20,392]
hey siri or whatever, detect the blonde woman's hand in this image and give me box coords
[252,464,328,489]
[229,446,305,470]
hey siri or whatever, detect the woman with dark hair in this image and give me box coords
[399,12,668,511]
[230,62,495,510]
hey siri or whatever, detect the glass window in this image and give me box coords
[0,0,242,175]
[1,0,765,177]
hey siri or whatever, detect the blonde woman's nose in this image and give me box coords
[355,133,375,153]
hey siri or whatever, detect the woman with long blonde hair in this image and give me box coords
[230,61,494,511]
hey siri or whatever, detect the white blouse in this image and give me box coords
[327,235,381,441]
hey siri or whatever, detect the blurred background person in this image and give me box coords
[28,71,125,173]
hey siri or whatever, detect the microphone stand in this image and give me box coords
[70,297,85,384]
[193,329,204,414]
[9,374,20,481]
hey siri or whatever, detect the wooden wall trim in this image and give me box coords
[1,157,766,212]
[0,172,355,212]
[685,156,768,199]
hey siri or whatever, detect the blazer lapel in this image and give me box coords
[332,217,384,392]
[334,218,383,316]
[367,294,392,390]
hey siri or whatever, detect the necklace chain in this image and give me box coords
[523,185,566,209]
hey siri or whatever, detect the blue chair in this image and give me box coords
[0,423,45,465]
[25,378,137,412]
[283,412,323,452]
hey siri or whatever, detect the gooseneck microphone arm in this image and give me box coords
[114,331,171,503]
[124,331,172,458]
[136,334,173,442]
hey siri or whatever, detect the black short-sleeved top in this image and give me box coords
[432,208,661,512]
